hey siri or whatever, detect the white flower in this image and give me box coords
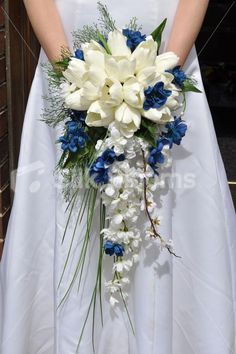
[65,89,92,110]
[155,52,179,73]
[107,29,131,57]
[115,102,141,137]
[63,58,87,88]
[85,100,114,127]
[142,106,172,123]
[131,36,158,73]
[110,296,119,307]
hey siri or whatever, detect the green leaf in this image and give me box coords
[135,118,158,147]
[97,31,112,54]
[182,80,202,93]
[151,18,167,53]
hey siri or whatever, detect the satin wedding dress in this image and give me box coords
[1,0,236,353]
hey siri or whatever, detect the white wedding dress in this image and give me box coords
[1,0,236,353]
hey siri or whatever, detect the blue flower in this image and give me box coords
[104,240,115,256]
[89,157,109,184]
[166,66,187,87]
[163,116,187,148]
[58,119,88,153]
[104,241,124,257]
[148,139,166,174]
[89,148,126,185]
[143,82,172,110]
[74,49,85,61]
[122,28,146,52]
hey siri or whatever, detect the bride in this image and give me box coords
[1,0,236,353]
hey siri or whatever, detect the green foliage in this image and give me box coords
[135,118,158,147]
[182,79,202,93]
[126,16,142,31]
[151,18,167,53]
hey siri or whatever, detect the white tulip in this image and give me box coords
[65,88,92,110]
[101,80,123,107]
[105,55,136,83]
[131,36,157,73]
[123,77,144,109]
[107,29,131,57]
[136,66,160,88]
[115,102,140,126]
[155,51,179,73]
[141,106,172,123]
[85,100,114,127]
[81,39,107,55]
[63,58,87,88]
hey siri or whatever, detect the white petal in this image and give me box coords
[155,52,179,72]
[86,100,114,127]
[107,29,131,57]
[142,107,172,123]
[123,77,144,109]
[65,89,91,110]
[136,66,160,88]
[115,102,141,127]
[63,58,87,87]
[131,36,157,73]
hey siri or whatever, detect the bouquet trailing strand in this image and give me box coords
[42,2,200,351]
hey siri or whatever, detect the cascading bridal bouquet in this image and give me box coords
[42,2,200,350]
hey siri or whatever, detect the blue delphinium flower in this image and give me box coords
[74,49,85,61]
[104,240,124,257]
[163,116,187,148]
[58,112,88,153]
[89,148,125,185]
[148,139,166,174]
[143,82,172,110]
[166,66,187,87]
[122,28,146,52]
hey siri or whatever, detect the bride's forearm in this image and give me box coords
[23,0,70,62]
[166,0,209,66]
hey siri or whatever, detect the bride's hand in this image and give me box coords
[23,0,71,63]
[166,0,209,66]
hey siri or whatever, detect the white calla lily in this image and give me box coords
[131,36,157,73]
[107,29,131,57]
[85,100,114,127]
[155,51,179,73]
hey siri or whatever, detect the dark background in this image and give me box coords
[195,0,236,202]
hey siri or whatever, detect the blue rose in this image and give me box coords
[143,82,172,110]
[122,28,146,52]
[74,49,85,61]
[166,66,187,87]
